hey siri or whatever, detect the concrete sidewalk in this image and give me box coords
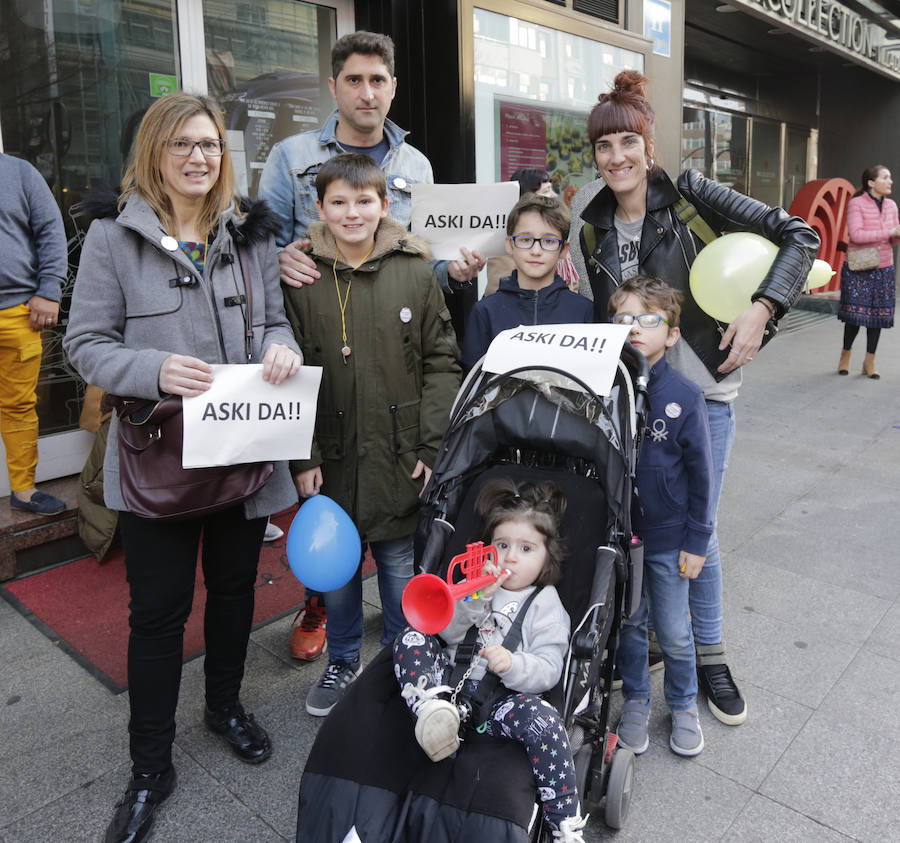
[2,311,899,842]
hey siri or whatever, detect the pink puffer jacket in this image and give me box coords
[846,192,900,268]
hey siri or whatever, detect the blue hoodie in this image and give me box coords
[461,271,594,370]
[633,355,714,556]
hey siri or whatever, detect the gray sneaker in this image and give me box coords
[616,699,650,754]
[305,659,361,717]
[669,706,704,756]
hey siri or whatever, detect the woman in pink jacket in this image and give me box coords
[838,165,900,378]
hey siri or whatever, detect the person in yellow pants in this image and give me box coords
[0,153,67,515]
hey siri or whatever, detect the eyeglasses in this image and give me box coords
[165,137,226,157]
[509,234,565,251]
[611,313,669,328]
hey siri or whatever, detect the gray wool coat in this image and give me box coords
[63,194,302,518]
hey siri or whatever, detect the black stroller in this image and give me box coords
[297,332,649,842]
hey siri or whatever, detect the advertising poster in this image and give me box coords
[495,98,597,207]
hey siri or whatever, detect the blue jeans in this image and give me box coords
[619,547,697,710]
[324,535,415,664]
[688,400,736,646]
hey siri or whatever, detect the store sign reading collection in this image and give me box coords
[735,0,900,80]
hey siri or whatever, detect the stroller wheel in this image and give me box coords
[573,742,597,810]
[603,748,635,829]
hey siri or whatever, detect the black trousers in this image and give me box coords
[119,506,267,774]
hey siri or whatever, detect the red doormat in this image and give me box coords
[0,508,375,694]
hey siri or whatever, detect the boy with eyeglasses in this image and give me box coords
[608,275,714,758]
[460,194,592,370]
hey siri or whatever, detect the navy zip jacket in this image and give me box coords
[634,355,714,556]
[461,270,594,370]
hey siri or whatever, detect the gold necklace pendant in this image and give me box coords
[341,343,352,363]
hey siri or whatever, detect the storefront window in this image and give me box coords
[204,0,337,197]
[473,8,643,207]
[681,107,748,192]
[0,0,181,435]
[750,118,781,208]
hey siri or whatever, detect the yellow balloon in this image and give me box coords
[689,233,778,323]
[804,259,834,291]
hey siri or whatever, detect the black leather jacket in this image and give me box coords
[579,168,821,380]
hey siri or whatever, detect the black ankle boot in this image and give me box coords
[104,766,175,843]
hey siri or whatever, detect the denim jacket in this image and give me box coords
[258,112,460,293]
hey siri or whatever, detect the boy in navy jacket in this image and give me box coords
[461,194,592,371]
[609,276,713,759]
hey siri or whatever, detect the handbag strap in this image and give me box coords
[228,220,255,362]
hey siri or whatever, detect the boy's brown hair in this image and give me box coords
[315,152,387,201]
[506,194,570,241]
[608,275,683,327]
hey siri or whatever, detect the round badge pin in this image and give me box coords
[400,306,412,323]
[664,402,683,419]
[393,177,408,190]
[160,235,179,252]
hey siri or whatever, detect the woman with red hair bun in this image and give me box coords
[576,69,819,733]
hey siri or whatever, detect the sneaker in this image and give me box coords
[305,659,361,717]
[401,677,460,761]
[263,520,283,542]
[552,813,589,842]
[290,597,327,661]
[697,662,747,725]
[669,706,704,756]
[615,699,650,754]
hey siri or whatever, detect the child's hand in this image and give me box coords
[294,466,322,498]
[678,551,706,579]
[411,460,432,498]
[479,644,512,674]
[476,567,509,600]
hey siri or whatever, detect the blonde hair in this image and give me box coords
[120,93,239,237]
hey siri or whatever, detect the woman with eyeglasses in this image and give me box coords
[573,71,819,731]
[460,192,593,371]
[64,93,302,842]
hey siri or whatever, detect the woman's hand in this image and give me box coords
[262,343,302,384]
[279,240,320,288]
[891,225,900,239]
[479,644,512,675]
[678,551,706,579]
[159,354,214,397]
[294,466,323,498]
[717,300,770,373]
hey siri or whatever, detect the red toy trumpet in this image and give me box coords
[402,542,504,634]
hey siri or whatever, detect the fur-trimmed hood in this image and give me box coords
[78,186,279,244]
[306,216,431,265]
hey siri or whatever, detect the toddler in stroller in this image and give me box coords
[394,477,587,841]
[297,327,648,842]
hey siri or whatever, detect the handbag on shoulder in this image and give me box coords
[846,246,879,272]
[109,395,272,521]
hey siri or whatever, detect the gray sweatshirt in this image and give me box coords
[0,154,66,310]
[442,585,570,695]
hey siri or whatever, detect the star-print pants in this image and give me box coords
[393,626,579,830]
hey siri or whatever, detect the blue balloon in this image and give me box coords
[286,495,361,592]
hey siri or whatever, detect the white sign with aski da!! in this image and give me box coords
[182,364,323,468]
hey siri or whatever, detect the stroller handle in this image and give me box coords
[621,340,650,418]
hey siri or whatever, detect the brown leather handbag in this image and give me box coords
[109,395,272,521]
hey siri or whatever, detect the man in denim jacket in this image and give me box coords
[259,30,484,296]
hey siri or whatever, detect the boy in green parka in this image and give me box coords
[281,153,461,717]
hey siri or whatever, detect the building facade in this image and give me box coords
[1,0,896,489]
